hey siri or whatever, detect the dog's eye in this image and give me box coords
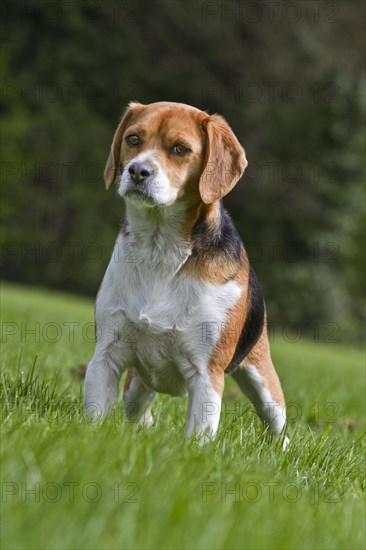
[172,144,190,155]
[126,134,140,147]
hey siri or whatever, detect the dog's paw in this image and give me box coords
[138,412,154,428]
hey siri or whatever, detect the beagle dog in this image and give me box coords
[85,101,288,447]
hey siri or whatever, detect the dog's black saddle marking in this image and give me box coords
[225,265,265,375]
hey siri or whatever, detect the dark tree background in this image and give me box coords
[1,0,365,343]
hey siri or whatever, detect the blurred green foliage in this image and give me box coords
[1,0,365,343]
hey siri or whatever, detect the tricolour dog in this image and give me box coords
[85,101,288,447]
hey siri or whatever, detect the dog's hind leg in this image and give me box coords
[123,369,156,427]
[231,325,289,448]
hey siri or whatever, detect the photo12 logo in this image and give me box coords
[1,481,139,504]
[201,2,340,24]
[201,480,340,503]
[201,81,340,105]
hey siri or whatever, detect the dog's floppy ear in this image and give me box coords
[104,102,142,190]
[199,114,247,204]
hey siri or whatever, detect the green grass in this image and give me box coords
[1,282,365,550]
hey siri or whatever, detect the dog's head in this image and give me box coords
[104,101,247,207]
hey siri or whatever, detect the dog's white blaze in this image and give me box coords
[118,150,179,205]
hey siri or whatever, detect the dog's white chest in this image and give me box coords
[97,232,241,395]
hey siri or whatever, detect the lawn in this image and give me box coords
[1,282,365,550]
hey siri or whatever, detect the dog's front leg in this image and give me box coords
[186,371,224,444]
[84,354,122,422]
[84,315,133,421]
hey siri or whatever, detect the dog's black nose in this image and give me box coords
[128,162,154,184]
